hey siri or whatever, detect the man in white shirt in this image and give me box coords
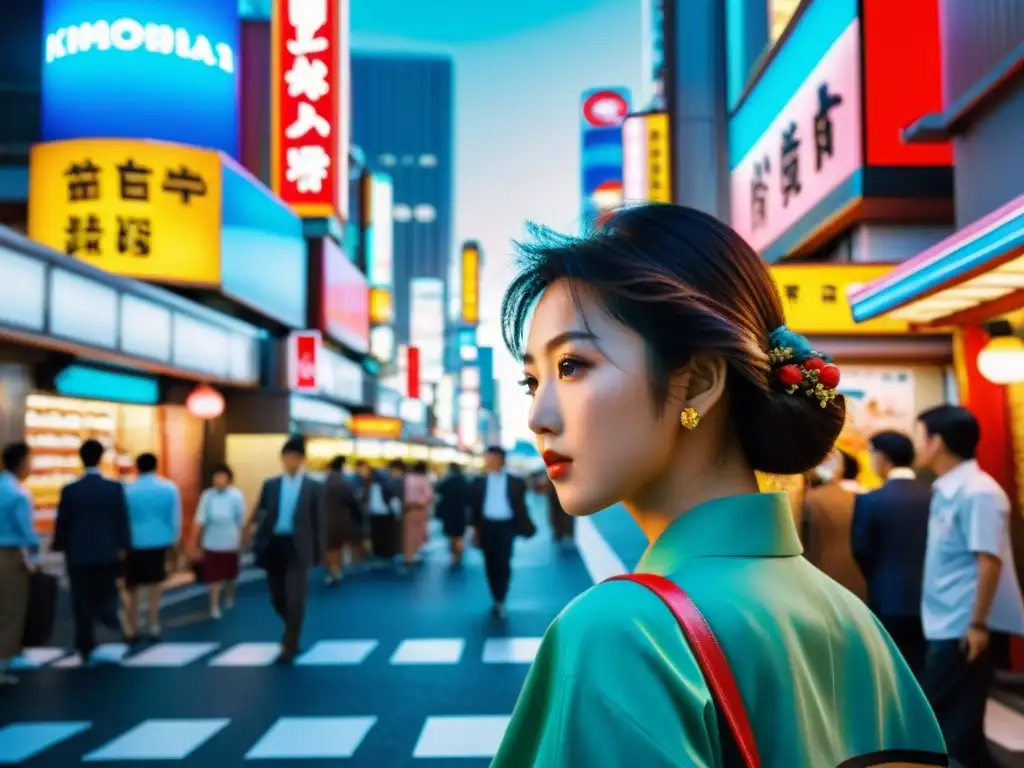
[469,446,533,618]
[915,405,1024,768]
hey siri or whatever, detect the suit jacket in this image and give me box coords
[252,474,323,568]
[52,473,131,567]
[469,473,534,537]
[852,478,932,618]
[802,482,866,600]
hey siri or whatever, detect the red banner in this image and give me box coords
[271,0,350,219]
[406,346,421,400]
[288,330,321,392]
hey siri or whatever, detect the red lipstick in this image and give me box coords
[542,450,573,480]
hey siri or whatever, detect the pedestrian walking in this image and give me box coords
[851,430,931,676]
[190,463,244,619]
[123,453,181,641]
[435,462,470,566]
[469,446,535,618]
[0,442,39,686]
[322,455,361,585]
[358,461,397,562]
[401,461,433,567]
[51,439,131,666]
[249,435,323,664]
[915,405,1024,768]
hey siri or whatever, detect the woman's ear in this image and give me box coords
[677,354,728,416]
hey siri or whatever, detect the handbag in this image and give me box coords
[606,573,761,768]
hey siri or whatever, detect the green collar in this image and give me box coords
[636,492,802,575]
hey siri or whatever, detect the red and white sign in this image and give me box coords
[729,19,862,255]
[582,90,629,127]
[186,384,226,421]
[271,0,350,220]
[406,345,421,400]
[287,330,322,393]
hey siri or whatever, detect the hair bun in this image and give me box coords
[732,327,846,475]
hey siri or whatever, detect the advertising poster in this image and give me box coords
[837,367,917,487]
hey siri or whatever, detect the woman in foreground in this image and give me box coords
[491,205,947,767]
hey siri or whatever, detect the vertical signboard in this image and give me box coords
[409,277,445,384]
[478,346,495,412]
[367,172,394,287]
[621,112,671,204]
[460,241,480,325]
[580,87,631,230]
[287,330,321,393]
[406,345,420,400]
[271,0,350,219]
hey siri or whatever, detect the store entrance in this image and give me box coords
[24,393,164,535]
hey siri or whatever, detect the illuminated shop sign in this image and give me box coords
[45,19,235,73]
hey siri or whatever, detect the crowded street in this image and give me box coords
[1,500,597,765]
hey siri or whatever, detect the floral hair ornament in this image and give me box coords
[766,326,841,408]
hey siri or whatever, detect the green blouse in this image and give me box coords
[492,492,947,767]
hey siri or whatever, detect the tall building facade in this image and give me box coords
[351,53,454,347]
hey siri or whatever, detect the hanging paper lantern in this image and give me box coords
[186,384,225,420]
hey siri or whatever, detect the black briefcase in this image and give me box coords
[22,569,59,647]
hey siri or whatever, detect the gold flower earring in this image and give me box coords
[680,407,700,430]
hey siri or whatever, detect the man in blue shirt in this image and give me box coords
[123,453,181,641]
[249,435,322,663]
[0,442,39,685]
[916,405,1024,768]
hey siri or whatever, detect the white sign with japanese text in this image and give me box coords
[271,0,349,219]
[729,19,862,255]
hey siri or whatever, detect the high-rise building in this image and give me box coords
[351,53,454,347]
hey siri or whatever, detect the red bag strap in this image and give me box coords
[606,573,761,768]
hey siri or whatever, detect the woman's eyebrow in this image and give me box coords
[522,330,598,364]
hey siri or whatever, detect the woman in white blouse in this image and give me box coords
[190,463,245,619]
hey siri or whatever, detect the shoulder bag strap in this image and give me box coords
[606,573,761,768]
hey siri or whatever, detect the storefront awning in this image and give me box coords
[849,193,1024,326]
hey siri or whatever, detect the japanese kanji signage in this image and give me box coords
[769,264,909,335]
[271,0,350,220]
[27,138,222,285]
[287,330,321,392]
[730,19,862,256]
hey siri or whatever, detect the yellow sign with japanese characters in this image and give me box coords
[769,264,910,335]
[28,138,222,286]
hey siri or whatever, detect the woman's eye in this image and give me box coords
[518,376,538,396]
[558,357,585,378]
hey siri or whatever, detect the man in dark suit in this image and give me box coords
[52,439,131,664]
[469,446,534,618]
[249,435,322,663]
[851,430,932,675]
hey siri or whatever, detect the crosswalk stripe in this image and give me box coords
[245,717,377,760]
[296,639,378,666]
[83,718,230,761]
[482,637,542,664]
[985,698,1024,751]
[8,648,68,669]
[390,638,465,665]
[0,722,91,764]
[413,716,511,758]
[51,643,128,667]
[121,642,220,667]
[208,643,281,667]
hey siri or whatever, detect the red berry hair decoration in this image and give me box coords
[767,326,840,408]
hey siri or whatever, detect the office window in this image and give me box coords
[418,154,438,167]
[413,204,437,223]
[379,153,397,167]
[392,203,412,222]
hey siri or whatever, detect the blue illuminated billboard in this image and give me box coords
[41,0,240,157]
[580,87,631,231]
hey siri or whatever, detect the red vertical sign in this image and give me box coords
[406,345,421,400]
[271,0,350,219]
[288,330,321,392]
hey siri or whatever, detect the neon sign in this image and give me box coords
[45,19,235,74]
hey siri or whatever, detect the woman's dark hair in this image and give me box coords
[839,450,860,480]
[388,459,406,471]
[412,461,428,474]
[211,462,234,482]
[501,204,846,475]
[869,430,915,468]
[328,455,346,471]
[918,405,979,460]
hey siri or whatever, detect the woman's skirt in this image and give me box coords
[124,547,168,588]
[369,515,397,559]
[402,506,429,561]
[202,550,240,582]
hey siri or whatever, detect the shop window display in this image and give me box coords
[23,393,162,533]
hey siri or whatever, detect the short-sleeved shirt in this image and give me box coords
[922,459,1024,640]
[492,492,947,767]
[195,486,245,552]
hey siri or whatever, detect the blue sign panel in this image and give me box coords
[41,0,240,157]
[478,346,495,412]
[579,87,631,231]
